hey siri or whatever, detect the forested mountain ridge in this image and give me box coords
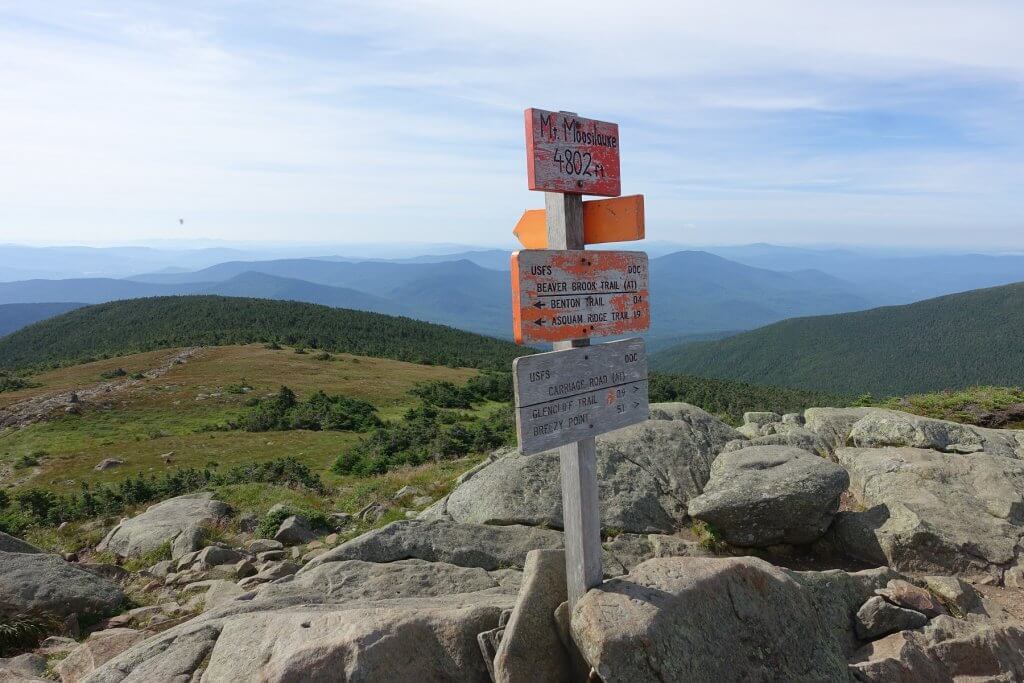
[0,296,528,371]
[651,281,1024,396]
[0,302,84,337]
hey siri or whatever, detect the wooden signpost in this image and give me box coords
[512,194,645,249]
[510,249,650,345]
[513,108,650,608]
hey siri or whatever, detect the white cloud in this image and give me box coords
[0,1,1022,247]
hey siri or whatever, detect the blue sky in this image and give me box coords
[1,1,1023,248]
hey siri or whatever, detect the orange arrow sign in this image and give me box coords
[513,194,645,249]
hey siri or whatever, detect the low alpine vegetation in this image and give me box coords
[0,457,323,534]
[235,386,381,433]
[333,403,513,476]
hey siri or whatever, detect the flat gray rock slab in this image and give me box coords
[97,492,228,559]
[202,602,505,682]
[833,447,1024,583]
[687,445,848,547]
[263,558,508,603]
[436,404,740,534]
[82,593,517,683]
[0,552,124,619]
[302,520,565,573]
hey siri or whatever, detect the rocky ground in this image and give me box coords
[0,348,202,431]
[1,402,1023,681]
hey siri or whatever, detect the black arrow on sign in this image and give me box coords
[533,319,546,327]
[532,301,546,309]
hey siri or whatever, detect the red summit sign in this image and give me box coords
[524,108,621,197]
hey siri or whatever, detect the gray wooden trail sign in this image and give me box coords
[512,337,649,455]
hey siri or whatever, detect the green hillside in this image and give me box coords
[651,282,1024,396]
[0,296,528,371]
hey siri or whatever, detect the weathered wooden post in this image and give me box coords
[546,191,603,606]
[512,108,651,607]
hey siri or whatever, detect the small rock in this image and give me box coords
[357,502,388,523]
[256,549,286,563]
[235,559,257,579]
[324,533,339,545]
[290,546,301,560]
[393,485,425,501]
[255,561,300,581]
[330,512,353,526]
[274,516,316,546]
[246,538,284,553]
[194,546,244,567]
[175,550,200,571]
[170,523,204,561]
[55,628,149,683]
[301,548,329,564]
[875,579,946,618]
[411,495,433,507]
[94,458,125,471]
[306,540,324,550]
[267,503,289,517]
[855,596,929,640]
[922,576,983,615]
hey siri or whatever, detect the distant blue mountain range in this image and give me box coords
[3,244,1024,348]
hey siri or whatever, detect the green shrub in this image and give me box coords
[13,453,39,470]
[465,371,513,402]
[0,611,61,657]
[0,490,8,510]
[0,509,33,536]
[332,403,512,476]
[99,367,128,380]
[255,506,333,539]
[237,386,379,433]
[408,381,473,408]
[5,457,322,530]
[0,373,37,393]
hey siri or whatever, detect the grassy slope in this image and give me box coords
[0,344,483,491]
[651,281,1024,396]
[0,295,527,371]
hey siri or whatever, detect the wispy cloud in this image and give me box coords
[1,1,1022,247]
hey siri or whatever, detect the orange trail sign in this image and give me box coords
[525,108,621,197]
[512,337,649,455]
[513,195,645,249]
[511,249,650,345]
